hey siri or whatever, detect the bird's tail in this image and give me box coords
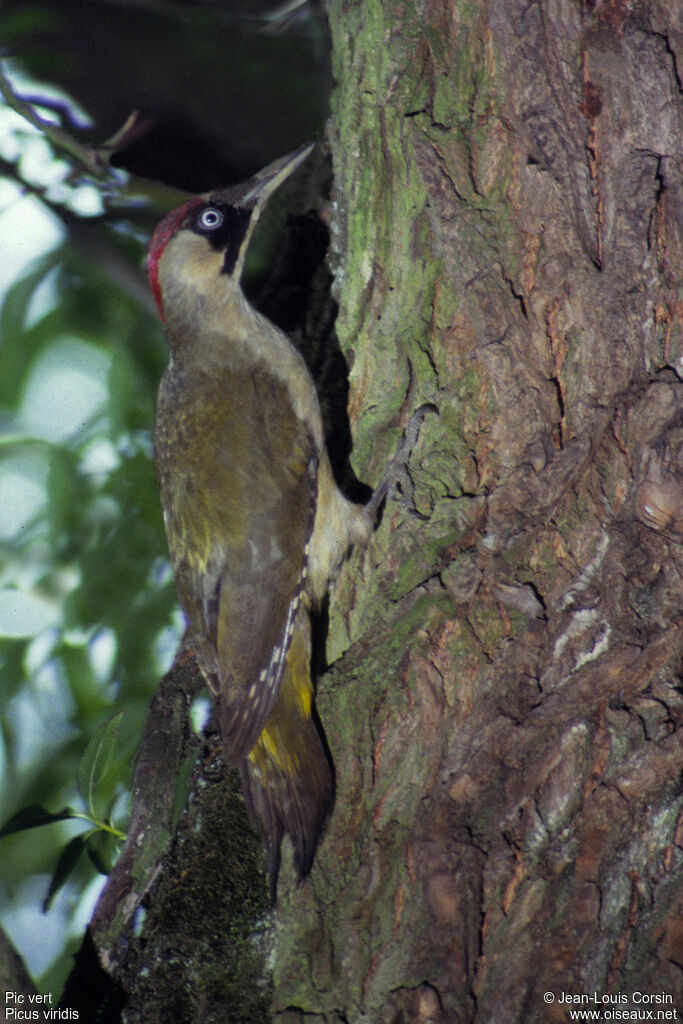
[239,607,333,901]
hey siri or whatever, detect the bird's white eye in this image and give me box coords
[199,207,224,230]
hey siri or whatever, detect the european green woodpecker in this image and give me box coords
[148,144,375,897]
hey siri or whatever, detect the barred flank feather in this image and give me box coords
[240,608,333,901]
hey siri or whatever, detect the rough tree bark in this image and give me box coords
[269,1,683,1022]
[72,1,681,1021]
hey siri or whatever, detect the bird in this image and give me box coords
[147,144,376,899]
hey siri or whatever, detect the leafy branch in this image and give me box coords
[0,713,127,910]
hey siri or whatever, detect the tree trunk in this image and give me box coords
[270,1,683,1021]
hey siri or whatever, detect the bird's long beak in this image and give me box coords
[207,142,314,282]
[239,143,314,208]
[207,143,313,213]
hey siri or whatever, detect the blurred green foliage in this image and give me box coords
[0,130,179,993]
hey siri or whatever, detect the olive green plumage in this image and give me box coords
[148,146,371,896]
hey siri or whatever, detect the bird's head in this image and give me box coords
[147,143,314,322]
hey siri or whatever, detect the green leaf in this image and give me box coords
[0,804,77,838]
[76,711,124,817]
[0,248,66,410]
[46,445,89,558]
[42,834,87,912]
[86,828,117,876]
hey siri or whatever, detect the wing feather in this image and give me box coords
[155,357,319,761]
